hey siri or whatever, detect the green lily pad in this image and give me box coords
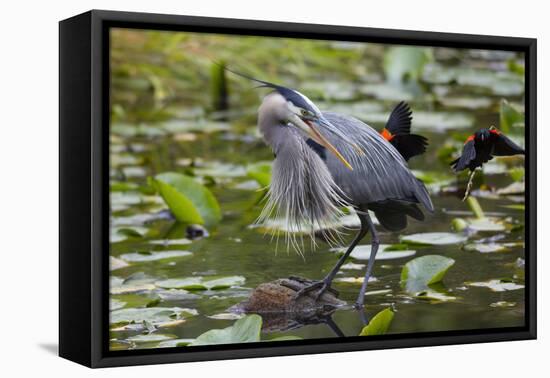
[161,119,231,134]
[496,181,525,196]
[267,335,303,342]
[384,46,432,83]
[414,290,457,302]
[466,217,507,232]
[466,279,524,292]
[463,242,522,253]
[188,314,262,346]
[155,276,246,291]
[332,244,416,261]
[151,172,221,226]
[500,99,524,132]
[157,338,195,348]
[208,313,244,320]
[508,167,525,182]
[110,226,148,243]
[401,255,455,294]
[194,162,247,178]
[246,161,272,188]
[359,83,415,102]
[359,308,394,336]
[400,232,467,246]
[490,301,517,308]
[110,307,198,325]
[439,96,493,110]
[110,299,126,311]
[119,250,192,262]
[411,111,474,131]
[127,334,177,343]
[110,283,156,295]
[110,256,130,271]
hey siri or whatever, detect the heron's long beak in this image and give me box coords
[289,114,354,170]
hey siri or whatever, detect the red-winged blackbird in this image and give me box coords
[451,126,525,172]
[379,101,428,161]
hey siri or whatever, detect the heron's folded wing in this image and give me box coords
[321,111,433,213]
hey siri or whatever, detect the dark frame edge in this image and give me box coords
[59,11,94,367]
[526,38,537,340]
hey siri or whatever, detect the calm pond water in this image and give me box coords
[109,37,525,350]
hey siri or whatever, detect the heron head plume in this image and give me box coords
[225,67,360,169]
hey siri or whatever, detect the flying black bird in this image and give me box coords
[379,101,428,161]
[451,126,524,199]
[227,68,433,308]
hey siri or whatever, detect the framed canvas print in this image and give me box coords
[59,10,536,368]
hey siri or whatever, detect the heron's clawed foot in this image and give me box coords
[293,279,333,302]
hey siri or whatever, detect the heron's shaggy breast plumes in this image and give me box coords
[257,127,349,255]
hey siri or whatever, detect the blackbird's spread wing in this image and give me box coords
[390,134,428,161]
[383,101,428,161]
[451,140,476,172]
[385,101,412,135]
[492,133,525,156]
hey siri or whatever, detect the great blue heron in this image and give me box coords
[451,126,524,199]
[232,71,434,308]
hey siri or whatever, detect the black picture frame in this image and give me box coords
[59,9,537,368]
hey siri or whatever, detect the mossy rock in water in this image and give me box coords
[229,277,347,333]
[234,277,346,314]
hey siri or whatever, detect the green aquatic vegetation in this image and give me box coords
[157,339,195,348]
[211,61,229,112]
[119,250,192,263]
[332,244,416,261]
[359,308,394,336]
[466,279,524,292]
[155,276,246,291]
[110,299,126,311]
[463,242,523,253]
[384,46,433,83]
[266,336,303,341]
[422,64,524,96]
[110,226,149,243]
[110,256,130,271]
[150,172,222,225]
[508,167,525,182]
[110,307,198,326]
[401,255,455,294]
[400,232,467,246]
[189,314,262,346]
[246,161,272,188]
[499,99,524,132]
[452,197,517,232]
[127,334,177,343]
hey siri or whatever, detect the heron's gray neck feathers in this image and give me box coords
[257,126,348,253]
[257,92,290,150]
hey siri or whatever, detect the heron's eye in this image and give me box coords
[301,109,310,117]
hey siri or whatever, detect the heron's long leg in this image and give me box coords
[355,212,380,308]
[294,212,369,300]
[324,317,345,337]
